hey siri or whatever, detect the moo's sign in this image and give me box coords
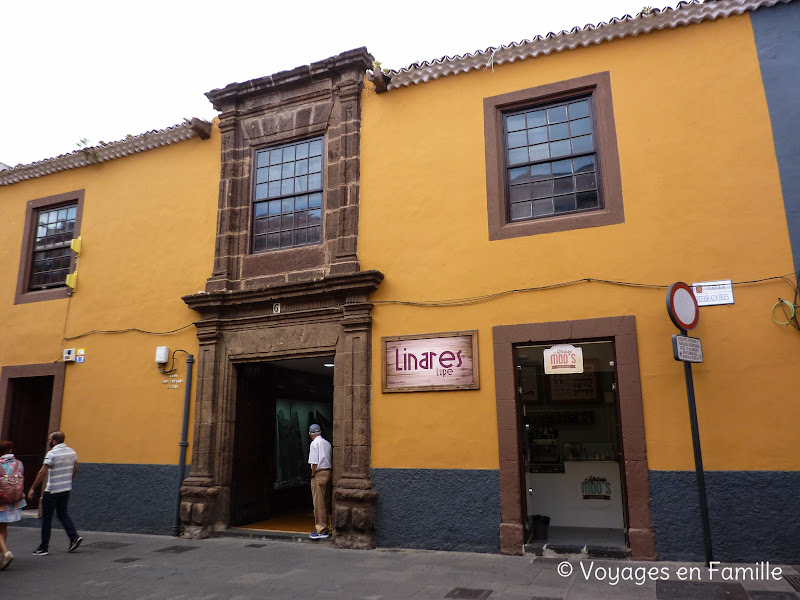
[382,330,479,393]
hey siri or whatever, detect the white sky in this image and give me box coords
[1,0,676,167]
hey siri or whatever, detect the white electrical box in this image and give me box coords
[63,348,76,362]
[155,346,170,364]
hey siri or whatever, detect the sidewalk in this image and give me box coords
[1,526,798,599]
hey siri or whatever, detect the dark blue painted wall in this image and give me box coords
[751,1,800,273]
[15,463,798,562]
[649,471,800,563]
[372,468,501,553]
[15,463,181,536]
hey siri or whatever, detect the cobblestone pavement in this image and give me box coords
[1,527,797,599]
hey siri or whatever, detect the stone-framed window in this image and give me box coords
[252,137,324,252]
[15,189,84,305]
[504,97,599,222]
[484,72,624,240]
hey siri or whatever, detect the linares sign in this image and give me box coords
[544,344,584,374]
[382,331,479,392]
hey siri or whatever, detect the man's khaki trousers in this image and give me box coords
[311,469,332,533]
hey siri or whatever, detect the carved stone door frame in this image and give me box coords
[180,271,382,548]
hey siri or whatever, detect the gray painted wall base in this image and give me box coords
[371,468,501,553]
[14,463,183,536]
[649,471,800,563]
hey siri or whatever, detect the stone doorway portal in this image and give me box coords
[180,271,382,548]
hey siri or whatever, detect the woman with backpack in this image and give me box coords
[0,440,26,571]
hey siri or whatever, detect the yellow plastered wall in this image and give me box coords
[360,15,798,472]
[0,127,220,464]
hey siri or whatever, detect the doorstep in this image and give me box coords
[217,527,333,544]
[524,542,630,559]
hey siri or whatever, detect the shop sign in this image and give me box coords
[692,280,734,306]
[382,330,479,393]
[543,344,583,374]
[580,475,612,507]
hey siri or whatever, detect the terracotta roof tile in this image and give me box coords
[381,0,791,90]
[0,118,212,186]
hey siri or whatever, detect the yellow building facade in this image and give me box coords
[360,0,799,561]
[2,0,798,562]
[0,120,219,533]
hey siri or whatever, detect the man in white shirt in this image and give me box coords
[307,423,332,540]
[26,431,83,555]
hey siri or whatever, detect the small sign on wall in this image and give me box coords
[692,280,734,306]
[543,344,584,374]
[382,330,479,393]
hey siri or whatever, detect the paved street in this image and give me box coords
[1,526,798,599]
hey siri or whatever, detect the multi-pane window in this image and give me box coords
[252,137,324,252]
[505,97,600,222]
[29,204,77,290]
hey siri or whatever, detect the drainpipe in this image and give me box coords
[173,354,194,536]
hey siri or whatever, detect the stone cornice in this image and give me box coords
[205,48,374,112]
[183,270,384,315]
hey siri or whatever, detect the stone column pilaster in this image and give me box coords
[180,322,222,538]
[333,305,376,549]
[327,78,363,276]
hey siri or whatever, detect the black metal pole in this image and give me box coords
[174,354,194,536]
[683,352,713,565]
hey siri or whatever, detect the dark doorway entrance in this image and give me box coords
[231,356,334,531]
[7,376,54,509]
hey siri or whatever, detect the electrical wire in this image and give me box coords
[772,270,800,330]
[371,273,797,308]
[772,299,796,327]
[159,349,192,374]
[57,287,75,362]
[63,323,194,342]
[56,273,799,344]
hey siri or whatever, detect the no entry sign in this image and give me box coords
[667,282,699,331]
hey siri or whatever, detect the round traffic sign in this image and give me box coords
[667,282,699,331]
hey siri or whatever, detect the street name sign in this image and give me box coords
[692,280,734,306]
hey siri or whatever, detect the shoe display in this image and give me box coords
[0,551,13,570]
[68,536,83,553]
[32,548,48,556]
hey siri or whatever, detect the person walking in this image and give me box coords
[0,440,26,570]
[27,431,82,555]
[307,424,332,540]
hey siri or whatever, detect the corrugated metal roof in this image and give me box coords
[382,0,792,90]
[0,118,212,186]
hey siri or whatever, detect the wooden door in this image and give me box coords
[230,365,276,526]
[7,376,53,509]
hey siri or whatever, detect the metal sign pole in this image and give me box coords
[680,330,713,565]
[667,282,713,565]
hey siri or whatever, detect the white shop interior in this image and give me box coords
[515,340,626,549]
